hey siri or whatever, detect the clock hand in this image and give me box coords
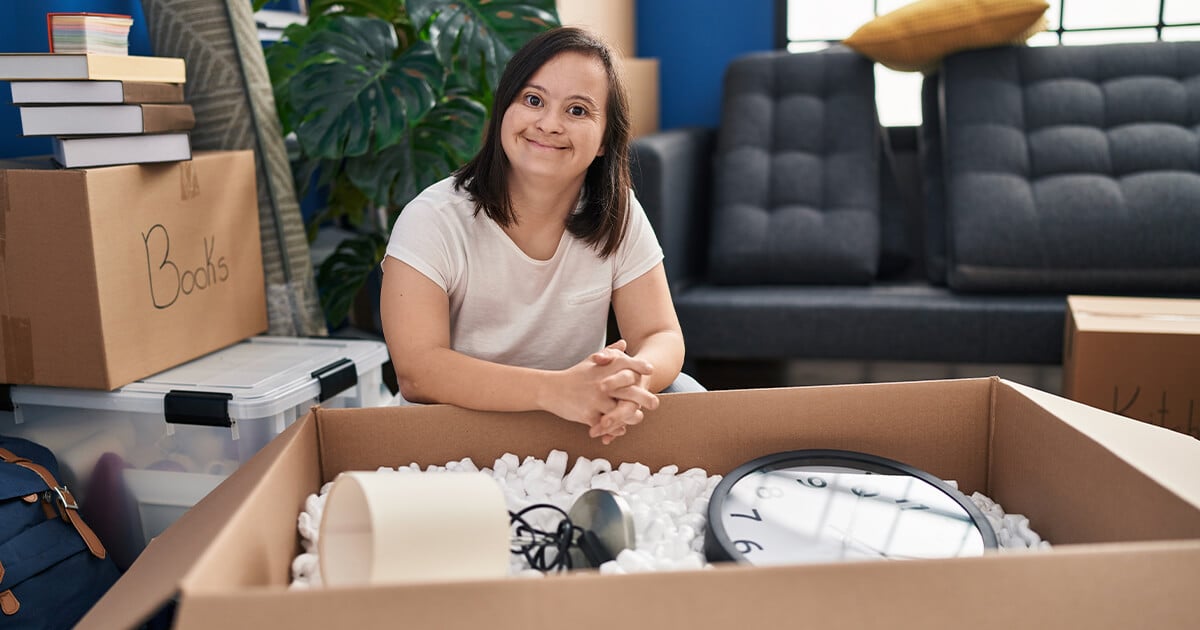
[829,526,889,558]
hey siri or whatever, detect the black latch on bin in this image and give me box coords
[312,358,357,402]
[164,390,234,427]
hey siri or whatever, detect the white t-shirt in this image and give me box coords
[384,177,664,371]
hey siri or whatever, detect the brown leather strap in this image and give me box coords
[0,447,107,559]
[0,590,18,615]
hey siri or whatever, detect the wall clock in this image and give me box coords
[705,449,997,565]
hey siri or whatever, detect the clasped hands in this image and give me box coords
[553,339,658,445]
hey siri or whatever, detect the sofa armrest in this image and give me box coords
[631,127,715,292]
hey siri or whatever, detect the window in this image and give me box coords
[782,0,1200,126]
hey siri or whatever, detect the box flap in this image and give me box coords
[1068,295,1200,334]
[1003,380,1200,509]
[75,412,318,629]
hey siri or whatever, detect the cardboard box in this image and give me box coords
[623,57,660,138]
[0,151,267,389]
[81,378,1200,629]
[1064,296,1200,438]
[557,0,635,57]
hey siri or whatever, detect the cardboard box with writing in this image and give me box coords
[1064,295,1200,439]
[82,379,1200,629]
[0,150,267,389]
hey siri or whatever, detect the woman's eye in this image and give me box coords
[524,94,542,107]
[568,105,587,117]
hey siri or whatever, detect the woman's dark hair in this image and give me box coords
[454,26,632,258]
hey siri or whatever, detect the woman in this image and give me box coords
[380,26,698,445]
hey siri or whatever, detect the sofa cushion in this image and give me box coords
[673,281,1066,364]
[941,42,1200,292]
[843,0,1048,73]
[709,48,880,286]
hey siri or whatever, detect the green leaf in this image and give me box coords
[345,95,486,208]
[264,22,322,134]
[308,0,402,21]
[316,232,388,327]
[290,16,444,159]
[407,0,559,93]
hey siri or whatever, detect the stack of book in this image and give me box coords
[0,52,192,168]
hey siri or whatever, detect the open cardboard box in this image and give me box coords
[81,378,1200,629]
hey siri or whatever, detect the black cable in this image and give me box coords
[509,504,584,573]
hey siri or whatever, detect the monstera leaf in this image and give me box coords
[307,0,405,22]
[408,0,558,93]
[346,94,487,208]
[316,231,389,331]
[263,22,321,133]
[290,16,443,158]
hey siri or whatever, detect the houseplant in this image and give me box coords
[259,0,560,327]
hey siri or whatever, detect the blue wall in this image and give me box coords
[636,0,776,130]
[0,1,153,158]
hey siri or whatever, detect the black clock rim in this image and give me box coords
[704,449,1000,565]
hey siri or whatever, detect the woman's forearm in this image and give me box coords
[626,329,686,393]
[395,347,555,412]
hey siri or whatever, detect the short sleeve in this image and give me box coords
[384,197,461,292]
[612,190,665,289]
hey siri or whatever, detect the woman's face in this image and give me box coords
[500,51,609,186]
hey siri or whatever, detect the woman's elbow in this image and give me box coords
[396,374,436,404]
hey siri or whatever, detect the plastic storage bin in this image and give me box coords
[0,336,393,555]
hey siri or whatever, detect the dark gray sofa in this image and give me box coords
[631,42,1200,368]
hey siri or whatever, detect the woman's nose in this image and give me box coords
[536,108,564,133]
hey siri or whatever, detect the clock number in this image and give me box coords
[851,486,879,498]
[896,499,930,510]
[756,486,784,499]
[796,476,827,489]
[730,508,762,521]
[734,540,764,554]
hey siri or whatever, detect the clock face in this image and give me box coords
[706,450,997,566]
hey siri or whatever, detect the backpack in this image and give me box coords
[0,436,121,629]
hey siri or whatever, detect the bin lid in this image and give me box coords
[7,336,390,421]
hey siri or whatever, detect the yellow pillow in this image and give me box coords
[843,0,1049,72]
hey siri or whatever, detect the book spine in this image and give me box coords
[140,105,196,133]
[122,82,185,104]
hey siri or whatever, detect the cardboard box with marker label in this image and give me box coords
[1063,295,1200,438]
[0,150,267,390]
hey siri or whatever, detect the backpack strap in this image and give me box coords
[0,447,107,560]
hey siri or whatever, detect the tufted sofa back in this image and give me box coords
[708,47,880,285]
[939,42,1200,293]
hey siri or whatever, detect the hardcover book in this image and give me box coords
[19,104,195,136]
[10,80,184,105]
[52,132,192,168]
[0,53,186,83]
